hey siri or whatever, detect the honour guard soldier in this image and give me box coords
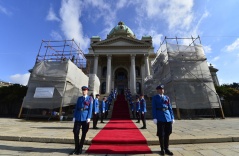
[152,84,174,155]
[101,97,107,123]
[139,94,147,129]
[70,86,93,155]
[135,95,140,123]
[92,94,100,129]
[129,99,135,119]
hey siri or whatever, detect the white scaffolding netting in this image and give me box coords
[23,60,89,109]
[88,74,100,96]
[145,43,220,109]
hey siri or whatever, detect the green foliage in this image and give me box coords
[0,84,27,116]
[215,83,239,101]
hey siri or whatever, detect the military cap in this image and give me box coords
[96,94,100,97]
[81,86,89,90]
[156,84,164,90]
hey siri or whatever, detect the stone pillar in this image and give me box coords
[131,54,136,94]
[93,55,99,75]
[144,54,150,76]
[106,55,112,94]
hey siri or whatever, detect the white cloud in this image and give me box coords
[59,0,90,52]
[10,73,30,85]
[137,0,194,30]
[116,0,128,9]
[46,6,60,22]
[0,4,11,15]
[203,45,212,53]
[84,0,117,38]
[211,56,219,62]
[225,38,239,52]
[50,30,63,40]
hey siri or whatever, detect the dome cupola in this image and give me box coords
[107,21,136,39]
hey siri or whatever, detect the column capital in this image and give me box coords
[107,54,112,59]
[130,54,136,59]
[94,54,99,57]
[144,54,149,57]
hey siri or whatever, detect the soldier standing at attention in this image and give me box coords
[101,97,107,123]
[152,84,174,155]
[135,95,140,123]
[92,94,100,129]
[139,94,147,129]
[70,86,93,155]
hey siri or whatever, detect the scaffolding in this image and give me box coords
[146,36,224,119]
[19,39,90,120]
[36,39,87,69]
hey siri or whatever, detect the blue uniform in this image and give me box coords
[101,101,106,112]
[152,94,174,122]
[74,96,93,121]
[135,101,140,112]
[130,100,134,111]
[140,98,147,113]
[93,98,99,113]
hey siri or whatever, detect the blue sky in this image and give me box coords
[0,0,238,85]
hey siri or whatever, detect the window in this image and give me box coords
[136,66,140,77]
[102,67,107,77]
[101,82,106,94]
[136,82,141,94]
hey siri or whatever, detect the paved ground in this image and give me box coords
[0,118,239,145]
[1,140,239,156]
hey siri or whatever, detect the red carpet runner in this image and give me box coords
[86,95,151,154]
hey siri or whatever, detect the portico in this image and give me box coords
[85,21,155,95]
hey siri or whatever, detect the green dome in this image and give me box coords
[107,21,135,39]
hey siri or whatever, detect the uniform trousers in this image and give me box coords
[141,112,146,128]
[136,111,140,122]
[101,112,105,123]
[157,121,172,150]
[73,121,89,151]
[93,113,99,128]
[105,110,108,119]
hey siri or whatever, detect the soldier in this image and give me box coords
[92,94,100,129]
[152,84,174,155]
[129,98,135,119]
[139,94,147,129]
[135,95,140,123]
[70,86,93,155]
[101,96,107,123]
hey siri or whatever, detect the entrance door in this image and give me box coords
[114,68,128,94]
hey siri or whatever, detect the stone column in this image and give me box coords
[93,55,99,75]
[144,54,150,76]
[106,55,112,94]
[131,54,136,94]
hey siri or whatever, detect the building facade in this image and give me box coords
[85,21,155,95]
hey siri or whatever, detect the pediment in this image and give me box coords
[91,36,151,47]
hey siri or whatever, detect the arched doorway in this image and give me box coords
[114,68,128,94]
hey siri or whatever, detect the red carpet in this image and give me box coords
[86,95,152,154]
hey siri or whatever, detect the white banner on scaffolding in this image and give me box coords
[34,87,55,98]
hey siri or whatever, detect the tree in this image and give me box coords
[0,84,27,117]
[215,83,239,101]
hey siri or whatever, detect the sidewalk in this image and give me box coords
[0,118,239,145]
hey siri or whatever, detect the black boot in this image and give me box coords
[164,135,173,155]
[159,136,165,155]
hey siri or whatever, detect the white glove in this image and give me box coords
[87,118,90,123]
[153,119,157,125]
[172,119,175,124]
[95,112,97,114]
[103,111,105,113]
[142,112,144,114]
[72,118,75,122]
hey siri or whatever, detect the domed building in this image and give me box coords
[85,21,155,94]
